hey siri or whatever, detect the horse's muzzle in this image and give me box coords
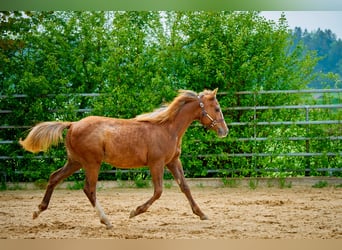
[217,127,228,138]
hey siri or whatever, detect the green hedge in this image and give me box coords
[1,11,341,182]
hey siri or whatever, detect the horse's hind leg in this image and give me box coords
[83,165,112,229]
[33,159,81,219]
[167,158,208,220]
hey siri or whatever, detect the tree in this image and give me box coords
[291,27,342,88]
[1,11,334,181]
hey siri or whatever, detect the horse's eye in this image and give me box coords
[215,107,220,112]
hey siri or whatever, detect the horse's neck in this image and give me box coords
[169,101,200,139]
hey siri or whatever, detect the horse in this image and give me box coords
[19,88,228,229]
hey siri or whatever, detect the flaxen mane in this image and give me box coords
[135,90,199,124]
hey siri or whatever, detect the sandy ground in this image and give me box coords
[0,185,341,239]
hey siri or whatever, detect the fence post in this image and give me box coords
[305,105,310,176]
[253,92,257,174]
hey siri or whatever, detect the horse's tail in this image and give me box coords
[19,121,72,153]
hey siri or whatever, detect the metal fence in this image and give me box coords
[221,89,341,176]
[224,89,341,153]
[0,89,341,180]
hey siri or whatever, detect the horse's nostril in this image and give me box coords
[218,127,228,138]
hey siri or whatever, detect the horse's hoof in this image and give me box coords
[129,210,136,219]
[32,211,39,219]
[129,210,135,219]
[200,214,209,220]
[100,219,113,229]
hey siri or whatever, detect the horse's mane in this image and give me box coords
[135,90,209,124]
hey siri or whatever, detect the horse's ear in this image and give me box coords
[212,88,218,95]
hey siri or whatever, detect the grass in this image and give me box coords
[0,182,25,191]
[66,180,84,190]
[312,180,329,188]
[34,179,48,189]
[1,177,339,190]
[0,181,7,191]
[278,177,292,189]
[266,178,275,188]
[164,181,173,189]
[133,175,150,188]
[248,178,259,190]
[220,177,295,189]
[221,178,240,188]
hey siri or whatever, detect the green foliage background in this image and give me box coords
[1,11,341,182]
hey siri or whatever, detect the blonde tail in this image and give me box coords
[19,121,72,153]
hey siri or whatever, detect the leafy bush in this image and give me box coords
[1,11,341,181]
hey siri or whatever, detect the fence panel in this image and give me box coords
[0,89,341,181]
[182,89,341,177]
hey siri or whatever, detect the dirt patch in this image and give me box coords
[0,186,341,239]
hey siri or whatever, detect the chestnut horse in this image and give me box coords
[20,89,228,229]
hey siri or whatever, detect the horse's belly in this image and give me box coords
[104,156,146,169]
[103,144,148,168]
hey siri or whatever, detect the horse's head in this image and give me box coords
[198,88,228,138]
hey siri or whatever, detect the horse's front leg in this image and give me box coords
[167,158,208,220]
[129,164,164,218]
